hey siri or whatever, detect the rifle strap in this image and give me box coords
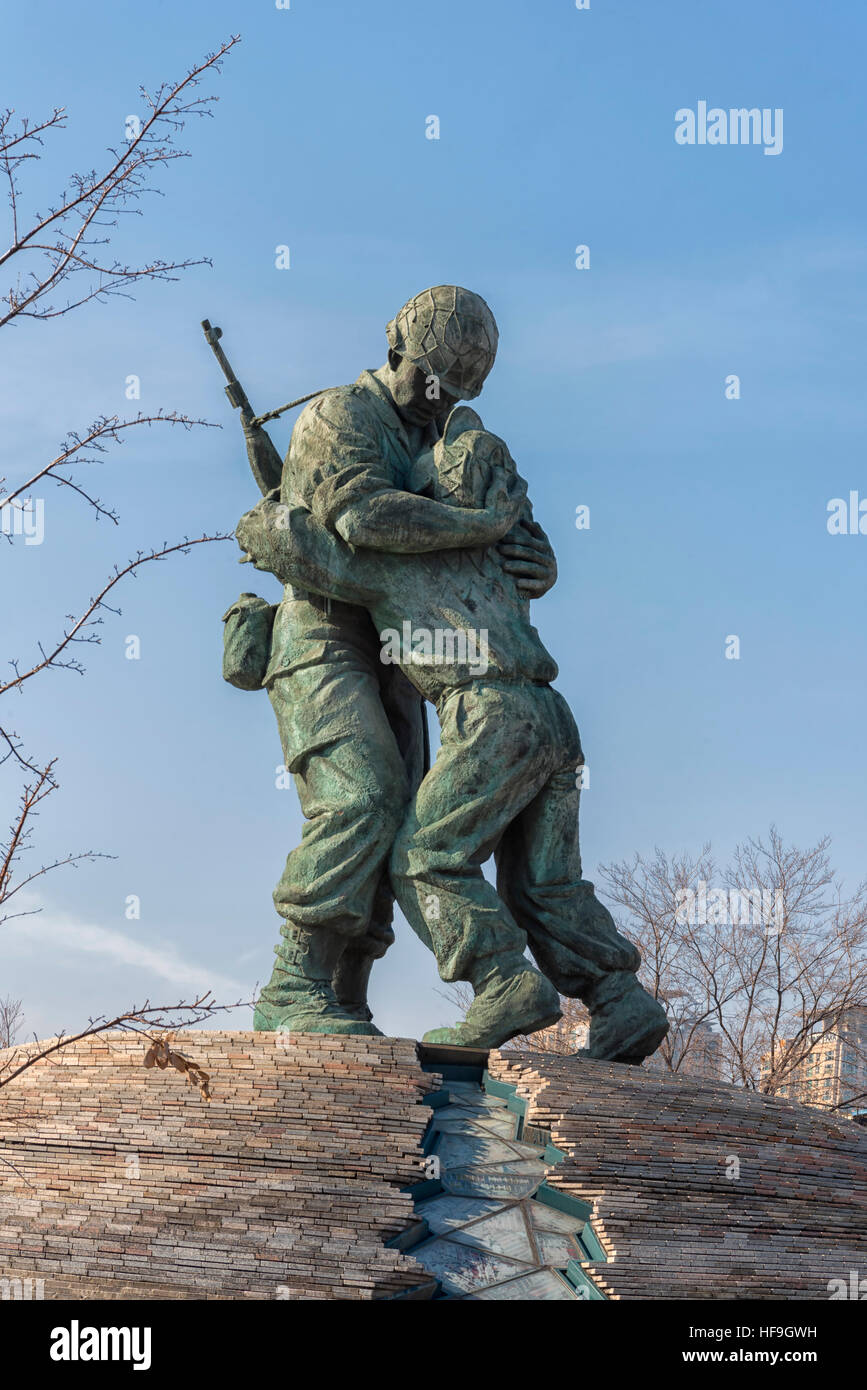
[251,389,329,429]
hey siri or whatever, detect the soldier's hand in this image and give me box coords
[497,519,557,597]
[235,499,275,568]
[481,467,523,537]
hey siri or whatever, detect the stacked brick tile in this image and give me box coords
[0,1032,433,1300]
[488,1049,867,1300]
[3,1032,865,1300]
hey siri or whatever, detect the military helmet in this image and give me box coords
[386,285,498,401]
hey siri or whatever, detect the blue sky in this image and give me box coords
[2,0,865,1041]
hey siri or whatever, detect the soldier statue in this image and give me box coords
[226,285,668,1063]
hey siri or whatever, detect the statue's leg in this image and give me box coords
[389,681,561,1048]
[495,688,668,1063]
[331,667,428,1020]
[328,875,395,1025]
[254,664,410,1034]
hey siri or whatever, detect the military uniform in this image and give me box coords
[256,417,643,1012]
[255,371,436,1023]
[246,287,665,1060]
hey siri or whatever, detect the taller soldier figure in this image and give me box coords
[250,287,557,1033]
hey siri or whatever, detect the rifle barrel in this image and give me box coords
[201,319,252,412]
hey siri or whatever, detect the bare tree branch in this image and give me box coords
[0,36,240,328]
[0,995,23,1049]
[1,533,233,697]
[599,830,867,1095]
[0,994,253,1094]
[0,39,247,1120]
[1,411,219,520]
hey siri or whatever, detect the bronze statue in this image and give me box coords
[221,286,667,1062]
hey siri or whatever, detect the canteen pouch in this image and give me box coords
[221,592,276,690]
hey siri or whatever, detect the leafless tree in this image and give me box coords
[0,38,247,1088]
[0,995,23,1049]
[0,35,239,329]
[599,828,867,1094]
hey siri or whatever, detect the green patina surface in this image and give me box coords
[226,286,668,1062]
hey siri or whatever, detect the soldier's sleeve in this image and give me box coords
[288,389,395,533]
[508,460,533,525]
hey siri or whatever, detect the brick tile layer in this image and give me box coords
[487,1050,867,1300]
[0,1032,433,1300]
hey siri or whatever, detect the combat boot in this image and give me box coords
[329,921,394,1035]
[581,970,668,1064]
[423,955,561,1049]
[254,927,381,1034]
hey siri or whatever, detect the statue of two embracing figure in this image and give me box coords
[230,284,667,1063]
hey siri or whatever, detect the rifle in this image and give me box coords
[201,319,323,497]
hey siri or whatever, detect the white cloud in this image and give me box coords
[4,895,248,1003]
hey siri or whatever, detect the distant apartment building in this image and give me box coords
[768,1006,867,1119]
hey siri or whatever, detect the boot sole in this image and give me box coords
[254,1011,381,1036]
[424,1008,562,1051]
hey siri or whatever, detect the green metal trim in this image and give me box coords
[421,1062,484,1083]
[577,1224,607,1263]
[481,1073,515,1099]
[535,1180,594,1225]
[565,1259,608,1300]
[421,1089,451,1109]
[404,1176,444,1200]
[543,1142,568,1165]
[484,1075,528,1119]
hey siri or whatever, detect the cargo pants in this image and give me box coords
[389,678,640,992]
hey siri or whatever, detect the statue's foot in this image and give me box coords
[423,960,561,1050]
[253,989,381,1036]
[583,973,668,1064]
[337,1003,384,1036]
[330,935,391,1038]
[254,929,383,1035]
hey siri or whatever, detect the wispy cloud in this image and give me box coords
[4,896,248,1002]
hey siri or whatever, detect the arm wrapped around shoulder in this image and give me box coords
[235,496,386,606]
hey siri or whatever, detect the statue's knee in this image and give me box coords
[348,771,409,852]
